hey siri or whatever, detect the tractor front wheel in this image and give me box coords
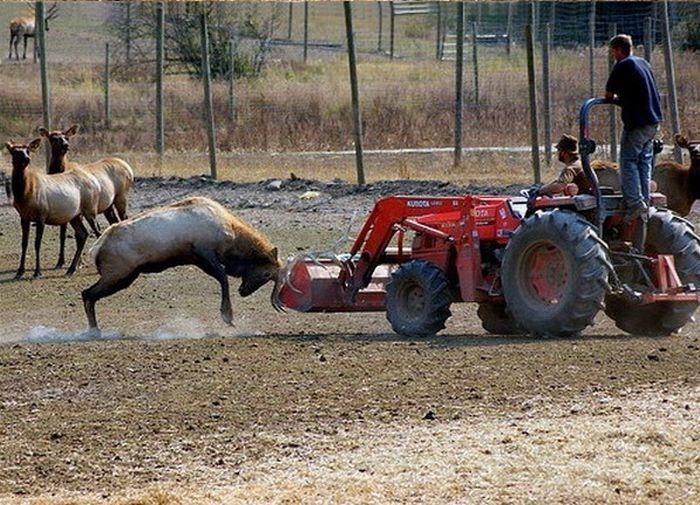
[605,208,700,336]
[501,209,610,337]
[386,260,452,338]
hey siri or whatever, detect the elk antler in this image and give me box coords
[45,3,59,21]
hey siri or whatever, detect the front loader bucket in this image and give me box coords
[278,257,393,313]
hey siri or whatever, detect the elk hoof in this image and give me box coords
[221,306,234,326]
[65,268,77,277]
[32,272,42,280]
[14,272,24,281]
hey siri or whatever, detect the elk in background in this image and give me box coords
[592,134,700,217]
[8,2,58,61]
[39,125,134,268]
[6,138,101,279]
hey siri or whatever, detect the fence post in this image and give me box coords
[661,0,682,163]
[287,2,293,40]
[377,2,383,53]
[303,1,309,63]
[200,13,218,179]
[526,23,541,184]
[229,38,236,127]
[435,2,442,60]
[542,23,552,167]
[589,0,596,97]
[343,1,365,185]
[608,23,618,162]
[155,1,164,165]
[454,2,464,169]
[643,17,653,64]
[506,1,513,56]
[472,21,479,109]
[126,1,132,64]
[104,43,111,129]
[36,1,51,170]
[390,1,395,60]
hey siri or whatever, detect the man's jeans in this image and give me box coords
[619,124,659,212]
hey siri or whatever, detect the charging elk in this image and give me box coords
[8,3,58,61]
[39,125,134,268]
[83,197,282,331]
[6,138,101,279]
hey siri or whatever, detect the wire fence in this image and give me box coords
[0,1,698,184]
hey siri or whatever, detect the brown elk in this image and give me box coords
[8,3,59,61]
[39,125,135,268]
[6,138,101,279]
[592,134,700,216]
[82,197,283,331]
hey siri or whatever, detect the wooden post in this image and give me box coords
[608,22,617,162]
[287,2,293,40]
[36,1,51,170]
[126,1,132,64]
[589,0,596,98]
[661,0,682,163]
[644,16,653,64]
[542,22,552,166]
[104,43,111,129]
[454,2,464,169]
[435,2,442,60]
[506,2,513,56]
[390,2,395,60]
[526,23,541,183]
[155,2,164,161]
[200,13,218,179]
[472,21,479,109]
[303,1,309,63]
[377,2,383,53]
[228,38,236,127]
[343,2,365,185]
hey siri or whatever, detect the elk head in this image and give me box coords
[5,138,41,170]
[676,133,700,161]
[38,124,78,156]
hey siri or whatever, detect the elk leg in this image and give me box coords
[104,205,119,225]
[32,220,45,278]
[15,219,30,279]
[86,216,102,238]
[114,196,129,221]
[66,217,88,276]
[82,272,140,330]
[55,224,66,269]
[9,34,14,60]
[22,34,27,60]
[193,248,233,325]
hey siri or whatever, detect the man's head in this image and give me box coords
[555,134,579,163]
[609,34,633,62]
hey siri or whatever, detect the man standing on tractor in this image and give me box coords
[538,134,593,196]
[605,34,662,252]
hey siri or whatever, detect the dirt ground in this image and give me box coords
[0,176,698,504]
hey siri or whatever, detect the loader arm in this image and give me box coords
[346,196,465,291]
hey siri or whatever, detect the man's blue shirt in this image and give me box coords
[606,55,662,129]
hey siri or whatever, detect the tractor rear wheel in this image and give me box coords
[605,208,700,336]
[477,303,524,335]
[501,209,610,337]
[386,260,452,338]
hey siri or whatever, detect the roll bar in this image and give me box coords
[578,97,621,230]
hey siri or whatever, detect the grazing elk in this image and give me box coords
[592,134,700,216]
[39,124,135,268]
[6,138,101,279]
[82,197,283,331]
[8,3,59,61]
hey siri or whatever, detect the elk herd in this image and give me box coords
[0,126,698,332]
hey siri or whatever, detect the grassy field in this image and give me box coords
[0,2,698,184]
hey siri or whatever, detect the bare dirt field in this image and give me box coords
[0,176,698,504]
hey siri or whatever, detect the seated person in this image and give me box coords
[538,134,594,196]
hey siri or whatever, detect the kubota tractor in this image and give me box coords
[277,99,700,337]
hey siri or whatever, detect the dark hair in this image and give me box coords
[609,34,633,54]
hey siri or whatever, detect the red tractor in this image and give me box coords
[277,99,700,337]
